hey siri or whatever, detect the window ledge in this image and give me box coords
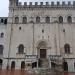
[65,52,73,55]
[16,53,26,55]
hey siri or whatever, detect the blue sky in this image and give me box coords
[0,0,74,17]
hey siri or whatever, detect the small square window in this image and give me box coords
[19,27,21,30]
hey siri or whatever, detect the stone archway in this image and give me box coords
[21,61,25,69]
[37,41,49,68]
[11,61,15,70]
[63,61,68,71]
[37,41,47,59]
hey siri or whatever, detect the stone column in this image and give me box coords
[37,59,39,68]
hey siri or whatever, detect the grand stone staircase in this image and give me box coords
[28,57,63,75]
[39,59,49,68]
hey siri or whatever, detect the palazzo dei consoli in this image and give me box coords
[1,0,75,72]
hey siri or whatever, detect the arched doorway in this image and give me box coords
[32,62,37,68]
[51,62,55,69]
[11,61,15,70]
[63,62,68,71]
[37,41,47,59]
[37,41,49,68]
[0,59,3,69]
[21,61,25,69]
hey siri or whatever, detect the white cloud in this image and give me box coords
[0,0,9,17]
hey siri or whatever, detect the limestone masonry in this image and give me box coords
[0,0,75,72]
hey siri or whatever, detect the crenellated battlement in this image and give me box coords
[15,1,75,8]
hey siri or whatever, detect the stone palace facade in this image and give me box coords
[1,0,75,72]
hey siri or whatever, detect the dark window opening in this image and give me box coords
[1,19,3,23]
[42,29,44,33]
[0,59,3,69]
[19,27,21,30]
[22,17,27,24]
[11,61,15,70]
[21,61,25,69]
[74,62,75,69]
[27,64,31,66]
[36,16,40,23]
[32,62,37,68]
[0,45,4,55]
[15,17,19,24]
[46,16,50,23]
[64,44,70,54]
[1,33,4,38]
[59,16,63,23]
[4,19,7,24]
[18,44,24,54]
[63,62,68,71]
[67,16,72,23]
[51,62,55,68]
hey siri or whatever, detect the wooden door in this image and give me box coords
[40,49,46,58]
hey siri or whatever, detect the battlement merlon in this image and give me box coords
[9,0,18,6]
[9,1,75,8]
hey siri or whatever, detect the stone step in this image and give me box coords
[33,68,60,74]
[39,59,49,68]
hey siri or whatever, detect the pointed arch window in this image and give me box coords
[15,17,19,24]
[64,44,70,54]
[36,16,40,23]
[67,16,72,23]
[22,17,27,24]
[46,16,50,23]
[59,16,63,23]
[18,44,24,54]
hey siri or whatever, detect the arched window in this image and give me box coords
[0,59,3,69]
[11,61,15,69]
[64,44,70,54]
[1,19,3,23]
[18,44,24,54]
[22,17,27,24]
[59,16,63,23]
[36,16,40,23]
[46,16,50,23]
[4,19,7,24]
[0,45,4,55]
[21,61,25,69]
[1,33,4,38]
[15,17,19,24]
[67,16,72,23]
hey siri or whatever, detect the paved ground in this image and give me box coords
[0,70,75,75]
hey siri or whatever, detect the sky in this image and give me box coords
[0,0,74,17]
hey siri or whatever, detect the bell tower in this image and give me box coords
[9,0,18,7]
